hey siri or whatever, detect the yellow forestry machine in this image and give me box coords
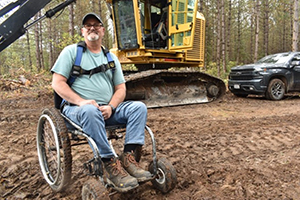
[0,0,226,108]
[107,0,226,107]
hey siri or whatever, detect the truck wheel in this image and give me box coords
[148,157,177,194]
[266,78,285,100]
[82,179,110,200]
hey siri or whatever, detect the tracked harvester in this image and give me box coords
[106,0,226,107]
[0,0,226,108]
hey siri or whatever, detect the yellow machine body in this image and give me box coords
[106,0,225,107]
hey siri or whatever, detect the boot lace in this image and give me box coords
[110,159,127,177]
[126,152,140,167]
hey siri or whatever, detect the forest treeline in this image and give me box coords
[0,0,299,79]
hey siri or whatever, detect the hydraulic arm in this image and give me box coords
[0,0,75,52]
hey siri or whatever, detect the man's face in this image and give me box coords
[81,17,104,42]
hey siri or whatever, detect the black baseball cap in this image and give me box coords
[82,13,103,25]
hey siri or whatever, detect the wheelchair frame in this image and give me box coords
[36,107,177,198]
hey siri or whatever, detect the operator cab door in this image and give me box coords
[112,0,140,50]
[168,0,197,50]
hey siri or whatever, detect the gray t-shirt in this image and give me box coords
[51,43,125,105]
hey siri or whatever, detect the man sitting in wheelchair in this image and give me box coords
[51,12,153,192]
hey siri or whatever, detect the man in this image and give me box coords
[51,12,152,192]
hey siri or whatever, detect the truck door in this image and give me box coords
[291,54,300,89]
[168,0,197,50]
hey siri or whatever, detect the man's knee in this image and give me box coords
[132,101,147,115]
[80,104,101,118]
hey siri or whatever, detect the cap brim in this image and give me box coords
[82,13,103,25]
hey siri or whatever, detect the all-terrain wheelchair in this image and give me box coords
[36,106,177,199]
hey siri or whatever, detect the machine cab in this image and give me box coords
[111,0,198,51]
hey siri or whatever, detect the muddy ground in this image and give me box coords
[1,83,300,200]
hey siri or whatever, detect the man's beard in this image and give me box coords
[87,32,99,41]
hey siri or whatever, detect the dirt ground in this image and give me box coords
[2,82,300,200]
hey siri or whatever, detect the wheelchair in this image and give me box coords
[36,106,177,199]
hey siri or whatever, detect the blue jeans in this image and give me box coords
[62,101,147,158]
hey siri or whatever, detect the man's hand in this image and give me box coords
[78,100,112,120]
[99,105,113,120]
[78,99,99,108]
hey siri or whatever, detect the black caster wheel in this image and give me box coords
[148,157,177,193]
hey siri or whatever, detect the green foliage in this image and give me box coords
[122,64,137,71]
[205,61,240,81]
[205,62,223,78]
[227,61,241,71]
[55,33,83,51]
[0,43,29,75]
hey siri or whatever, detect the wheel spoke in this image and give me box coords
[37,108,72,192]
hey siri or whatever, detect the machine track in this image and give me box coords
[124,70,226,108]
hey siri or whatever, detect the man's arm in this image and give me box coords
[52,73,99,107]
[99,83,126,119]
[109,83,126,108]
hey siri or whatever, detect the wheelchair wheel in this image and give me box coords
[82,179,110,200]
[148,157,177,194]
[36,107,72,192]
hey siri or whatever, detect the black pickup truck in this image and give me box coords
[228,52,300,100]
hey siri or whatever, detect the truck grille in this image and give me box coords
[229,69,260,80]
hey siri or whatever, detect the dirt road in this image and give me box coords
[1,87,300,199]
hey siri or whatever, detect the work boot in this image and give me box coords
[103,157,139,192]
[119,151,153,183]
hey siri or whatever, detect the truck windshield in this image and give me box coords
[113,0,138,49]
[256,53,292,64]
